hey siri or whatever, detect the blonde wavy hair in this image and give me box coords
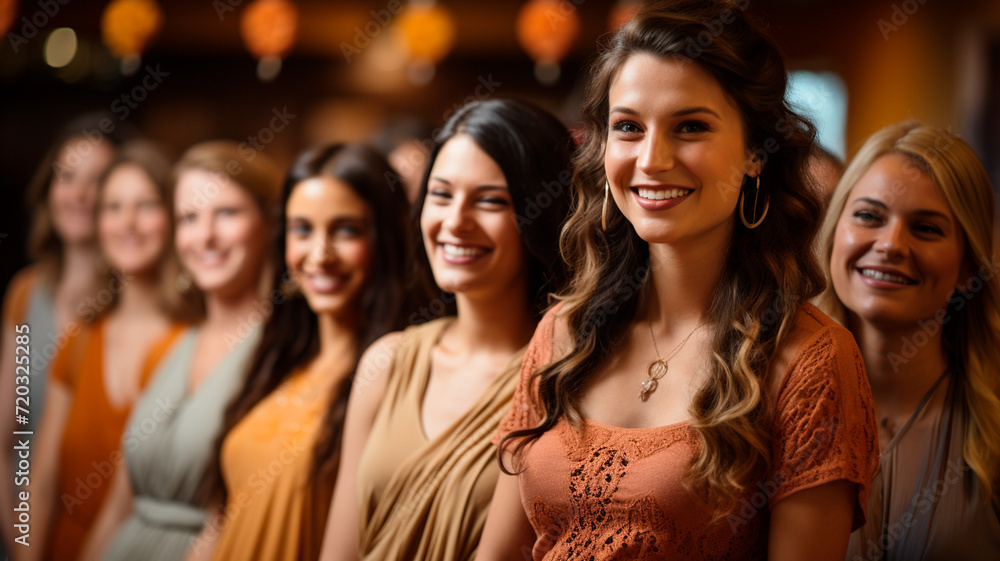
[817,121,1000,502]
[500,0,825,517]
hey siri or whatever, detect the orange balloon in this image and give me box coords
[396,4,455,64]
[101,0,163,58]
[516,0,580,63]
[240,0,298,59]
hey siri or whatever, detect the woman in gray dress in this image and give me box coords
[818,121,1000,560]
[78,141,283,561]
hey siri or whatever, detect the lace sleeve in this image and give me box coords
[492,305,559,447]
[768,323,879,530]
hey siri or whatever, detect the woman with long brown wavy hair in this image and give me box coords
[817,121,1000,560]
[188,143,416,561]
[480,2,879,560]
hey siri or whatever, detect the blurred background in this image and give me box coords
[2,0,1000,293]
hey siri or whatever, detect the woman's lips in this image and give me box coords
[630,186,693,211]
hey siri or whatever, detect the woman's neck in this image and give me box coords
[848,314,951,415]
[645,231,729,331]
[112,272,163,318]
[447,286,535,357]
[313,312,360,370]
[201,286,266,337]
[58,242,99,292]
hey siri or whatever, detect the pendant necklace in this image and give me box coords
[641,319,705,401]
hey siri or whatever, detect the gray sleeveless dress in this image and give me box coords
[846,372,1000,560]
[102,325,261,561]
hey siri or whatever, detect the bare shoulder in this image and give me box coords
[352,331,404,400]
[2,265,43,324]
[766,303,851,398]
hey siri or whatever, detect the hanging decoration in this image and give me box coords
[0,0,18,37]
[394,0,455,86]
[516,0,580,86]
[240,0,298,82]
[101,0,163,75]
[608,0,641,32]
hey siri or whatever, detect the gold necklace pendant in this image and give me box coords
[640,359,669,401]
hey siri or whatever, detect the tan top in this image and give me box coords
[356,318,525,561]
[210,365,339,561]
[846,372,1000,560]
[496,302,879,561]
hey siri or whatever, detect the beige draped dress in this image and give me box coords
[356,318,524,561]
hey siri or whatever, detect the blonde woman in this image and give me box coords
[817,121,1000,560]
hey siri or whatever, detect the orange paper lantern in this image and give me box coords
[0,0,18,37]
[516,0,580,64]
[608,1,641,32]
[395,3,456,65]
[240,0,298,60]
[101,0,163,59]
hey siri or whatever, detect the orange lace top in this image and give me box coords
[495,302,878,561]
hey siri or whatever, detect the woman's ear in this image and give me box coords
[745,149,764,178]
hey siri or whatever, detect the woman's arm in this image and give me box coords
[77,462,133,561]
[477,469,535,561]
[317,332,401,561]
[768,480,856,561]
[18,380,72,561]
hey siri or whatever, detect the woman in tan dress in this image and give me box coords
[318,98,574,561]
[817,121,1000,560]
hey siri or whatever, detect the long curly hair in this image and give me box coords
[817,121,1000,503]
[500,0,825,518]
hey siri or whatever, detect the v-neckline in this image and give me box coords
[881,369,950,455]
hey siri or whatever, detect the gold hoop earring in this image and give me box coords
[602,181,610,232]
[739,176,769,229]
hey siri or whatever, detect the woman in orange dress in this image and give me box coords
[185,143,417,561]
[26,141,192,561]
[0,115,128,554]
[479,2,878,560]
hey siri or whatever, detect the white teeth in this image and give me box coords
[309,276,337,290]
[200,250,225,265]
[442,244,487,258]
[860,269,911,284]
[637,188,691,200]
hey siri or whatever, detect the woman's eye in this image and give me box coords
[611,120,642,134]
[677,120,710,134]
[178,213,196,224]
[288,224,311,236]
[335,224,363,237]
[853,210,880,223]
[914,223,944,236]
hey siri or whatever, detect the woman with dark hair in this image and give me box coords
[0,114,129,551]
[480,2,878,560]
[319,98,574,561]
[27,140,188,561]
[817,122,1000,560]
[184,143,415,561]
[79,141,283,561]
